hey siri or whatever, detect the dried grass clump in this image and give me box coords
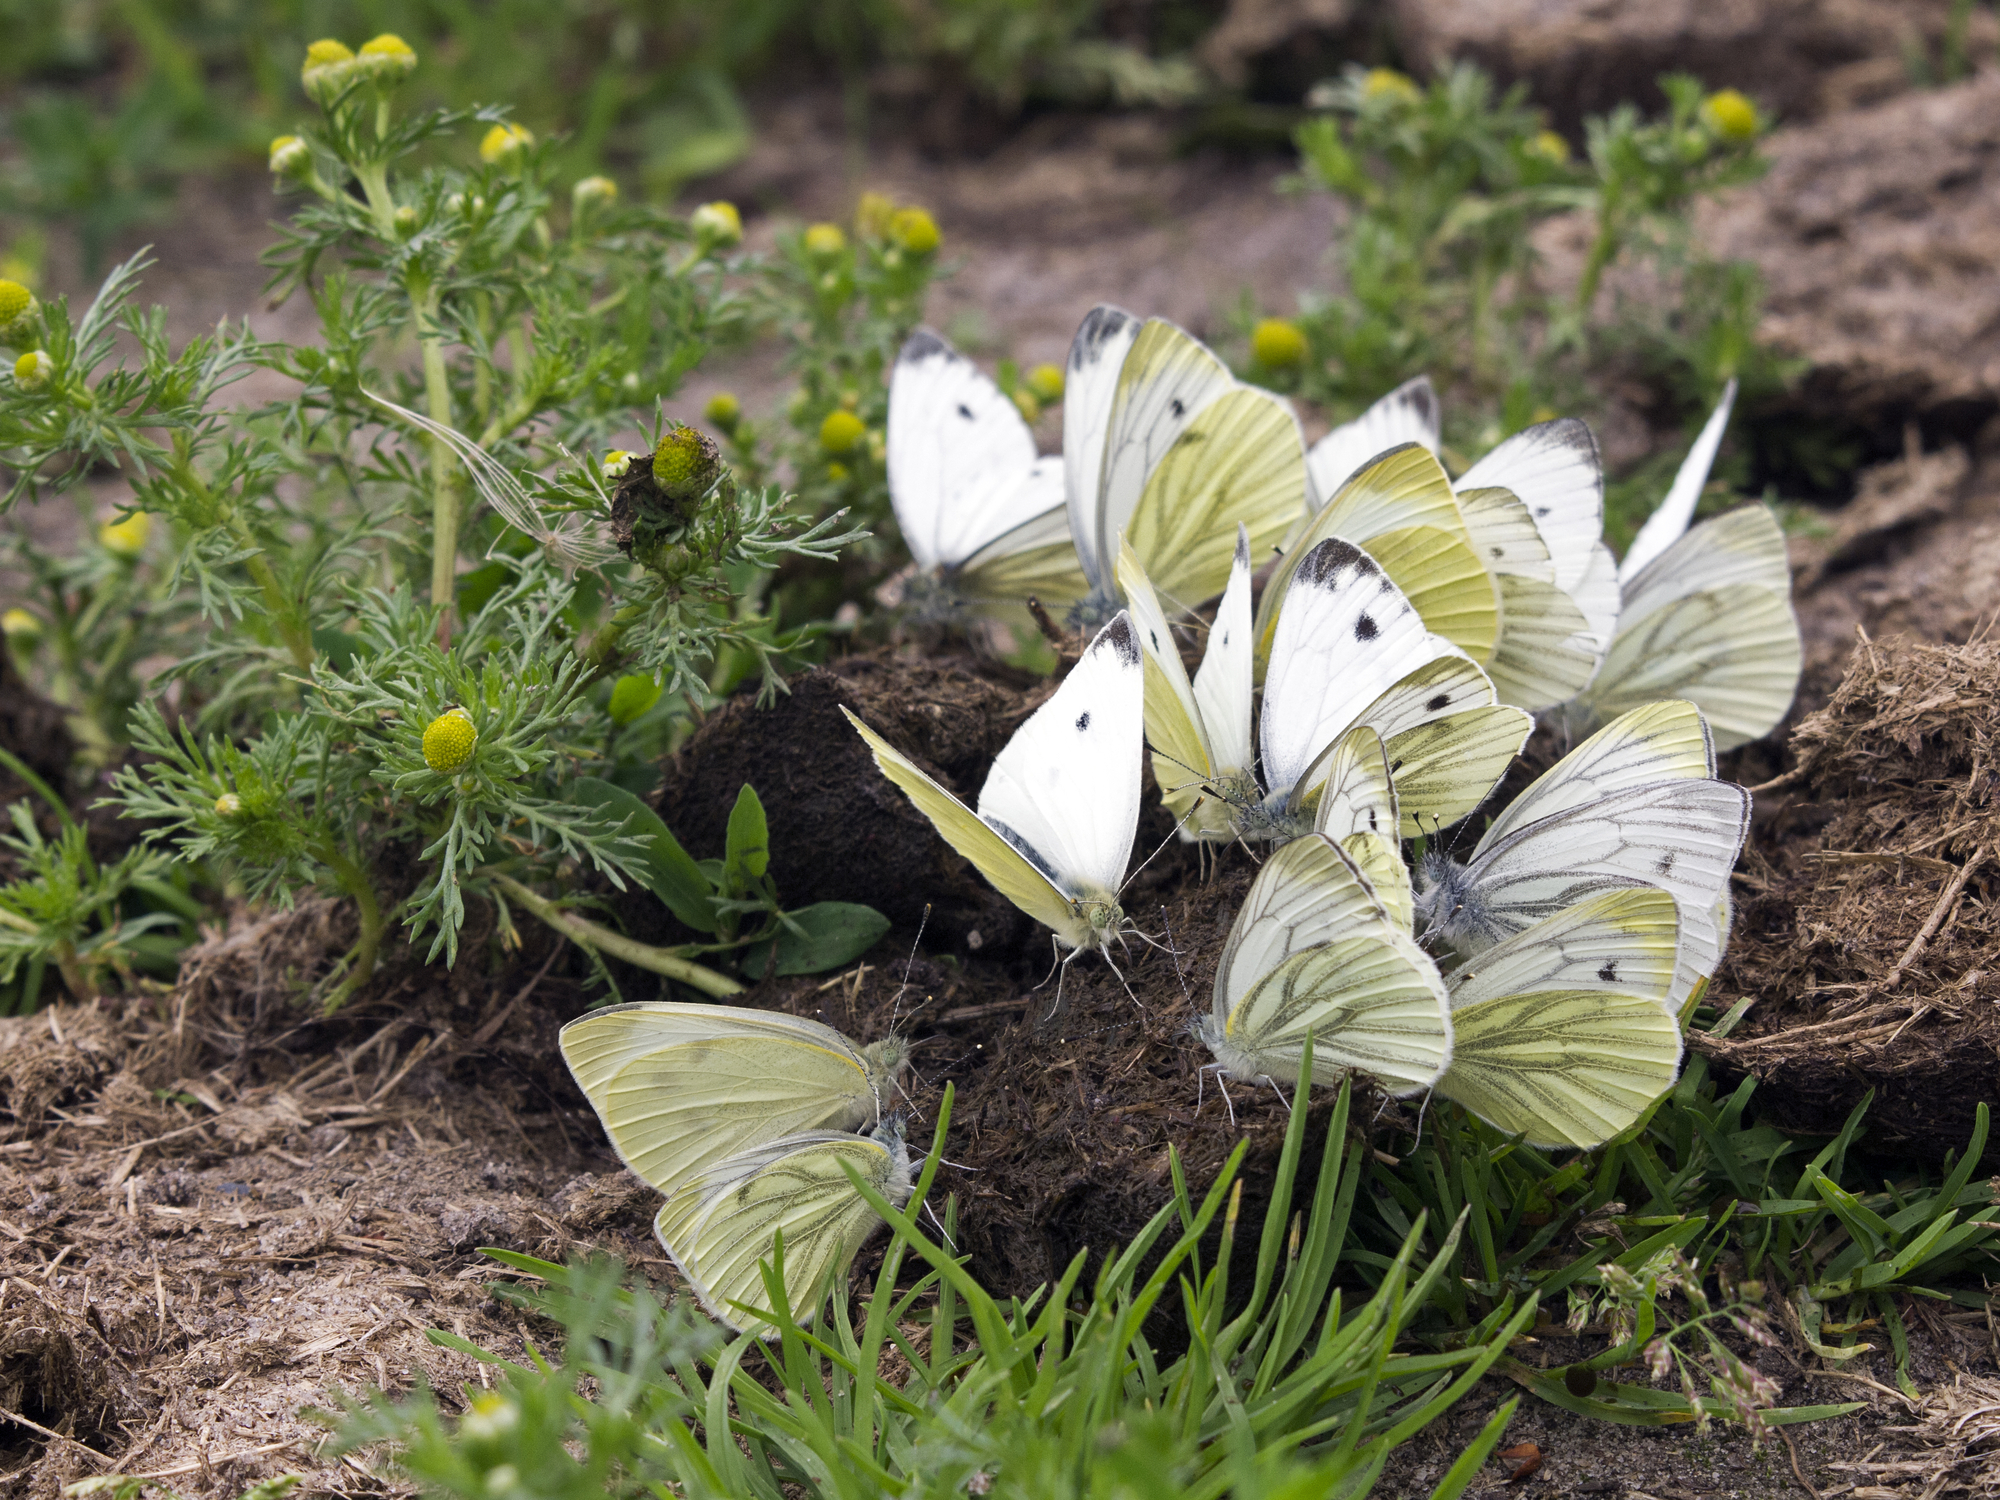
[1705,628,2000,1148]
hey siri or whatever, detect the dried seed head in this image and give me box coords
[651,424,723,502]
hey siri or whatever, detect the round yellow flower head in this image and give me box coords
[690,201,743,251]
[301,39,358,103]
[825,461,849,482]
[1251,317,1308,369]
[601,450,633,480]
[1011,388,1040,424]
[704,391,741,431]
[357,33,417,83]
[651,424,723,501]
[423,707,478,774]
[99,511,150,558]
[855,192,895,240]
[13,349,52,390]
[0,279,36,335]
[214,793,243,817]
[268,135,311,180]
[1701,88,1759,143]
[888,206,940,256]
[607,673,663,725]
[1528,129,1570,165]
[803,222,846,259]
[1024,363,1065,404]
[572,175,617,212]
[819,409,867,456]
[1,608,40,645]
[480,122,534,166]
[1362,67,1421,105]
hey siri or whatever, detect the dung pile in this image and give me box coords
[1706,628,2000,1149]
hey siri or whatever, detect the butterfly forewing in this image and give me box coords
[1476,699,1715,851]
[1447,888,1679,1011]
[1620,379,1738,585]
[1304,375,1441,509]
[1062,306,1143,584]
[1458,418,1604,592]
[1586,586,1800,753]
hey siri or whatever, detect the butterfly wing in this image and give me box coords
[1458,418,1603,592]
[1383,704,1533,837]
[560,1005,889,1191]
[1342,830,1414,931]
[887,330,1041,571]
[953,469,1090,618]
[1192,526,1258,785]
[1207,834,1450,1092]
[1126,386,1306,610]
[976,612,1144,901]
[1304,375,1441,509]
[1619,380,1738,585]
[1476,700,1715,851]
[843,707,1084,943]
[1447,888,1679,1011]
[656,1128,911,1333]
[1586,585,1801,753]
[1117,539,1215,823]
[1062,305,1142,587]
[1439,989,1683,1148]
[1486,573,1601,711]
[1307,724,1399,842]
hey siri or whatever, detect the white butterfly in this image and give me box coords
[846,612,1144,959]
[1564,382,1802,749]
[1121,532,1529,842]
[884,329,1088,625]
[1064,305,1308,624]
[1302,374,1442,504]
[654,1120,913,1333]
[1414,699,1750,1015]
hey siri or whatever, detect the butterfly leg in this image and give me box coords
[1263,1076,1293,1115]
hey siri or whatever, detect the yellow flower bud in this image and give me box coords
[855,192,895,239]
[651,424,723,500]
[268,135,311,180]
[1362,68,1421,104]
[479,122,534,166]
[572,175,617,212]
[357,33,417,83]
[819,409,866,455]
[422,707,478,774]
[601,449,633,480]
[1024,363,1064,404]
[1250,318,1308,369]
[888,207,940,256]
[1,608,40,645]
[214,793,243,816]
[690,201,743,250]
[803,222,846,258]
[0,279,32,333]
[393,204,419,236]
[99,511,151,558]
[1528,129,1570,165]
[704,392,741,431]
[607,673,663,725]
[13,349,52,390]
[1011,388,1040,424]
[825,461,849,482]
[1701,88,1759,143]
[301,39,358,103]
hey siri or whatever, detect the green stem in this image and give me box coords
[316,841,386,1012]
[0,747,73,830]
[413,282,459,629]
[1574,212,1621,324]
[490,872,745,999]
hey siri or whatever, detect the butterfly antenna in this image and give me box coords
[922,1199,960,1252]
[1160,909,1195,1007]
[889,904,932,1032]
[1120,820,1191,903]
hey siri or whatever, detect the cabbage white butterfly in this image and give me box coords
[844,612,1144,959]
[559,1002,909,1195]
[653,1119,912,1333]
[1303,375,1441,504]
[884,329,1089,626]
[1064,306,1307,624]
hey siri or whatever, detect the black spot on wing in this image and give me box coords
[1657,852,1676,876]
[1076,711,1091,732]
[1098,611,1142,666]
[1403,375,1439,430]
[1490,546,1504,559]
[1536,506,1551,518]
[1169,397,1185,418]
[1598,960,1618,982]
[1426,693,1451,711]
[1355,614,1378,642]
[956,403,975,421]
[899,328,950,364]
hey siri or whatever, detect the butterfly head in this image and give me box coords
[1069,895,1128,954]
[1065,589,1124,633]
[863,1036,914,1119]
[1411,852,1490,953]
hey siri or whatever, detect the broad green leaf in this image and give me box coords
[724,783,771,891]
[737,902,891,977]
[569,776,718,933]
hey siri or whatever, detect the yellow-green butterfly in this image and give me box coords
[1198,833,1452,1096]
[1065,306,1307,623]
[1436,888,1685,1148]
[885,328,1088,627]
[559,1002,909,1195]
[845,612,1144,958]
[654,1121,912,1333]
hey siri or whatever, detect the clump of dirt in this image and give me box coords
[1705,628,2000,1150]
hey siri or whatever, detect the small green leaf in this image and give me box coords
[738,902,890,977]
[724,783,770,890]
[569,776,718,933]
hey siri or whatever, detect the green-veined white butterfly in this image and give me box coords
[1564,382,1802,749]
[1413,699,1749,1015]
[884,329,1089,627]
[1303,375,1441,504]
[1436,887,1685,1148]
[1123,533,1528,841]
[559,1002,909,1194]
[654,1119,912,1333]
[845,611,1143,959]
[1064,306,1307,624]
[1197,832,1452,1095]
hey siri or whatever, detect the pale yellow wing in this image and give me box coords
[1305,724,1399,842]
[1583,584,1801,752]
[1487,573,1600,712]
[1447,888,1679,1011]
[1343,830,1414,931]
[1385,705,1532,837]
[1478,698,1715,851]
[1116,538,1213,805]
[1458,485,1555,583]
[1362,526,1502,665]
[955,500,1091,619]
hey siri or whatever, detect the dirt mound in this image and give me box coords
[1703,629,2000,1149]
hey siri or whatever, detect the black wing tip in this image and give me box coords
[1069,304,1136,369]
[898,327,952,365]
[1397,374,1440,425]
[1296,536,1372,585]
[1097,610,1142,665]
[1233,523,1251,566]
